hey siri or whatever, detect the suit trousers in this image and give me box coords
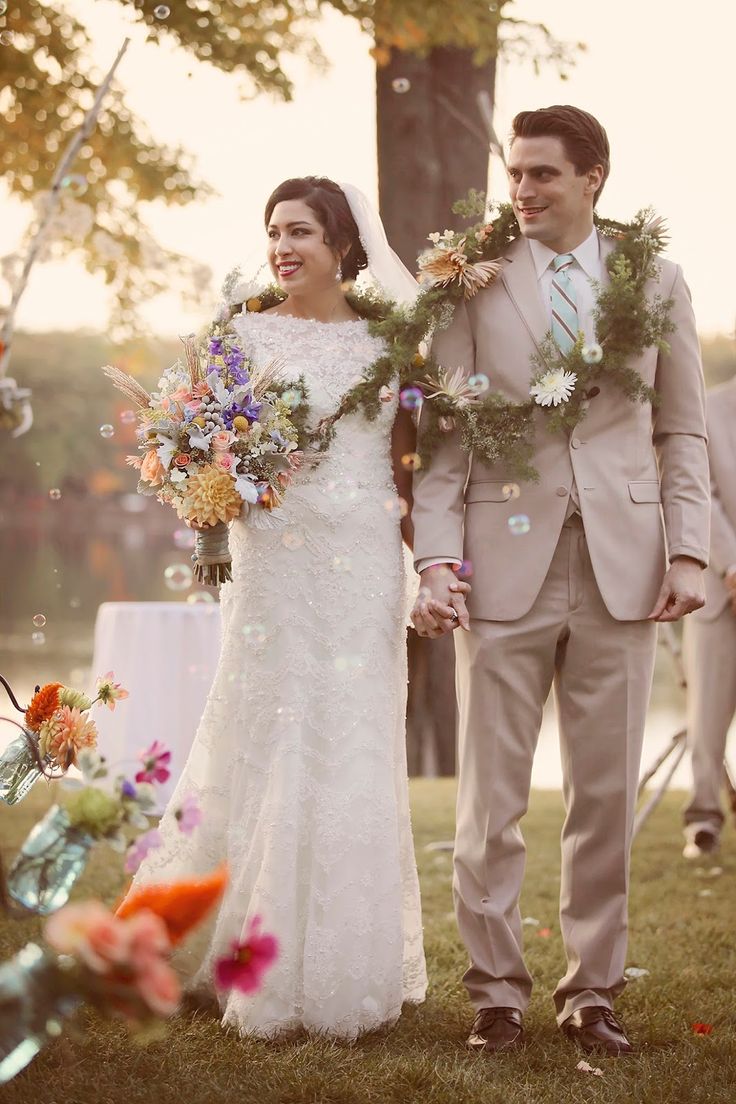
[683,606,736,832]
[453,514,657,1023]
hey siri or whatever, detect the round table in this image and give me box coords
[88,602,222,810]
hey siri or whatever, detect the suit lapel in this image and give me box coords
[500,237,548,350]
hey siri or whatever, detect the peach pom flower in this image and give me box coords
[38,704,97,768]
[140,448,165,486]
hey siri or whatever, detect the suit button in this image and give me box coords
[556,486,568,497]
[571,437,582,449]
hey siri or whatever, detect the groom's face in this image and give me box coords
[508,136,601,249]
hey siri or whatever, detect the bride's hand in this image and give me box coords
[184,518,209,532]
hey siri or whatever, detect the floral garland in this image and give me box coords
[222,199,673,481]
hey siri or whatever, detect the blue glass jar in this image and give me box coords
[7,805,95,915]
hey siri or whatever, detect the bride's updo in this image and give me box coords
[264,177,368,281]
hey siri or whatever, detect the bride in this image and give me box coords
[122,177,442,1039]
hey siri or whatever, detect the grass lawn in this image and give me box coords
[1,780,734,1104]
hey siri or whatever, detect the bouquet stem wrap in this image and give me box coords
[193,521,232,587]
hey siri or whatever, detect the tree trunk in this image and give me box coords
[376,46,496,777]
[376,45,496,267]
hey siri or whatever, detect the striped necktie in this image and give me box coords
[550,253,579,354]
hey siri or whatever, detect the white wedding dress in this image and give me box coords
[129,311,427,1039]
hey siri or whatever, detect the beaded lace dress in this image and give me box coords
[128,311,427,1039]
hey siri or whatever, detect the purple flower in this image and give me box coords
[124,828,163,874]
[121,779,137,799]
[223,399,262,428]
[209,337,224,356]
[174,794,203,835]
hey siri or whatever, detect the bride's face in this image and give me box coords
[267,199,341,294]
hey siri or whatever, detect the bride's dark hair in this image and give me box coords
[264,177,368,281]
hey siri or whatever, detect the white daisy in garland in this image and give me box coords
[530,368,578,407]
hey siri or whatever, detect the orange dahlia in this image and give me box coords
[38,704,98,768]
[24,682,63,732]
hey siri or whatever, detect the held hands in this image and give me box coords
[411,564,471,638]
[647,556,705,622]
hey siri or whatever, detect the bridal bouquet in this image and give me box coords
[104,325,308,585]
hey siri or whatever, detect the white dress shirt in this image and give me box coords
[416,226,602,576]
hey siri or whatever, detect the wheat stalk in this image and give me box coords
[101,364,151,407]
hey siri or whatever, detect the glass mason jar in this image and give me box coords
[7,805,95,916]
[0,942,81,1085]
[0,732,47,806]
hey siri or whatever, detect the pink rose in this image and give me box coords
[174,453,191,467]
[140,449,165,486]
[211,431,235,451]
[215,453,234,471]
[135,957,181,1017]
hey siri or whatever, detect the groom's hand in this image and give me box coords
[647,556,705,622]
[412,565,471,638]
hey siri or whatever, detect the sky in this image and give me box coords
[2,0,734,337]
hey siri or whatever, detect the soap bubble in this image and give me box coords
[0,3,8,15]
[163,563,193,591]
[455,560,473,578]
[48,488,62,500]
[384,497,409,518]
[401,453,422,471]
[61,174,88,197]
[508,514,531,536]
[468,373,490,394]
[119,409,137,425]
[31,631,46,646]
[153,4,170,18]
[99,424,115,438]
[32,614,47,628]
[332,555,352,573]
[282,531,305,550]
[186,591,215,604]
[503,483,521,500]
[69,597,81,609]
[281,388,302,409]
[399,387,423,412]
[392,78,411,94]
[173,527,195,550]
[582,343,603,365]
[0,31,15,46]
[242,623,267,644]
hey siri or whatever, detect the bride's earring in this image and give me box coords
[335,260,343,283]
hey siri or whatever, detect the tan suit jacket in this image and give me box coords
[695,378,736,622]
[412,233,710,621]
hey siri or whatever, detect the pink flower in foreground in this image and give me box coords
[45,901,130,974]
[96,670,129,711]
[126,909,173,971]
[214,915,278,994]
[135,739,171,784]
[174,794,203,835]
[125,828,163,874]
[215,452,235,472]
[135,955,181,1017]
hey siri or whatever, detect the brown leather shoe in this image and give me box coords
[467,1007,525,1054]
[562,1006,633,1056]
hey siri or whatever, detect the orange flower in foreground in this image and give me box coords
[24,682,63,732]
[116,864,228,945]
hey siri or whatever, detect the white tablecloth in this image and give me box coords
[88,602,222,809]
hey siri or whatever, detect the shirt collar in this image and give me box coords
[528,225,600,281]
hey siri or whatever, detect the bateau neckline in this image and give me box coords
[236,311,367,329]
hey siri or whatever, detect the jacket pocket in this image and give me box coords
[628,480,662,503]
[465,480,514,504]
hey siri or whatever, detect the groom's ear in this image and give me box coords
[584,163,605,199]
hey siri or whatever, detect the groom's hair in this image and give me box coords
[511,106,610,205]
[265,177,368,281]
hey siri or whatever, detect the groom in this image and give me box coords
[411,106,710,1056]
